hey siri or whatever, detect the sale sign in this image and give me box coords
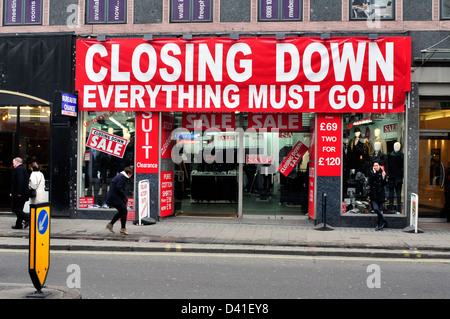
[182,113,235,130]
[278,140,309,177]
[160,171,174,217]
[316,114,341,176]
[75,37,411,113]
[86,128,128,158]
[248,113,302,131]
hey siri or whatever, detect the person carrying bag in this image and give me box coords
[29,162,46,204]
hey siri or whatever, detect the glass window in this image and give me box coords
[242,112,313,217]
[342,113,405,215]
[79,111,134,209]
[85,0,127,24]
[258,0,302,21]
[442,0,450,19]
[3,0,43,25]
[350,0,394,20]
[170,0,213,22]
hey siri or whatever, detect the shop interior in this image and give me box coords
[342,113,405,216]
[173,112,313,218]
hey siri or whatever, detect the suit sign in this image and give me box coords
[29,203,51,292]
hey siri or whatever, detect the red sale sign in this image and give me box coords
[86,128,128,158]
[278,140,309,177]
[316,114,342,176]
[75,37,411,113]
[160,171,174,217]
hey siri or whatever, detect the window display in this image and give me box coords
[79,111,134,209]
[342,113,405,215]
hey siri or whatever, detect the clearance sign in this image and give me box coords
[75,37,411,113]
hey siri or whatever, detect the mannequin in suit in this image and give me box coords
[347,127,369,174]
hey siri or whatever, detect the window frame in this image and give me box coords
[349,0,395,21]
[441,0,450,20]
[3,0,43,26]
[258,0,303,22]
[170,0,214,23]
[85,0,127,25]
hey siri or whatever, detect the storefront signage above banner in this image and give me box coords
[75,37,411,113]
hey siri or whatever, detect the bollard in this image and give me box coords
[314,193,334,231]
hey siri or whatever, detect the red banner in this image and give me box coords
[86,128,128,158]
[75,37,411,113]
[277,140,309,177]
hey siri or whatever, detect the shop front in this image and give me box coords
[74,36,413,227]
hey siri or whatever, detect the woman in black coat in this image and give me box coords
[368,161,387,231]
[105,167,133,235]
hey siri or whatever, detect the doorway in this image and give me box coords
[419,100,450,220]
[0,132,14,210]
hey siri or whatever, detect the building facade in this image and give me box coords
[1,0,449,227]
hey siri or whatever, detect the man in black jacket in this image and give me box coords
[105,167,133,235]
[11,157,30,229]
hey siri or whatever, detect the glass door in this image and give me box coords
[418,133,449,218]
[419,99,450,220]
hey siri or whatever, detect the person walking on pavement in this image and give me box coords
[105,167,133,235]
[29,161,46,204]
[369,160,388,231]
[10,157,30,229]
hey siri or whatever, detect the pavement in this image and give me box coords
[2,213,450,298]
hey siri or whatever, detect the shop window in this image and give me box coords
[350,0,394,20]
[170,0,213,22]
[258,0,302,21]
[442,0,450,19]
[85,0,127,24]
[3,0,43,25]
[342,113,405,215]
[79,111,134,209]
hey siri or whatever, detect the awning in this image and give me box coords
[0,90,51,106]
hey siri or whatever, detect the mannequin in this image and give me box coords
[371,142,387,167]
[387,142,404,212]
[347,127,369,174]
[369,128,387,154]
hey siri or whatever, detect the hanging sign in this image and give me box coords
[86,127,129,158]
[76,37,411,113]
[278,140,309,177]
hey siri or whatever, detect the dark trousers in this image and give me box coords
[372,200,386,226]
[12,198,29,227]
[110,204,128,229]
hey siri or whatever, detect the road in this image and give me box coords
[2,249,450,299]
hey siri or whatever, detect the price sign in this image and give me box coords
[317,114,341,176]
